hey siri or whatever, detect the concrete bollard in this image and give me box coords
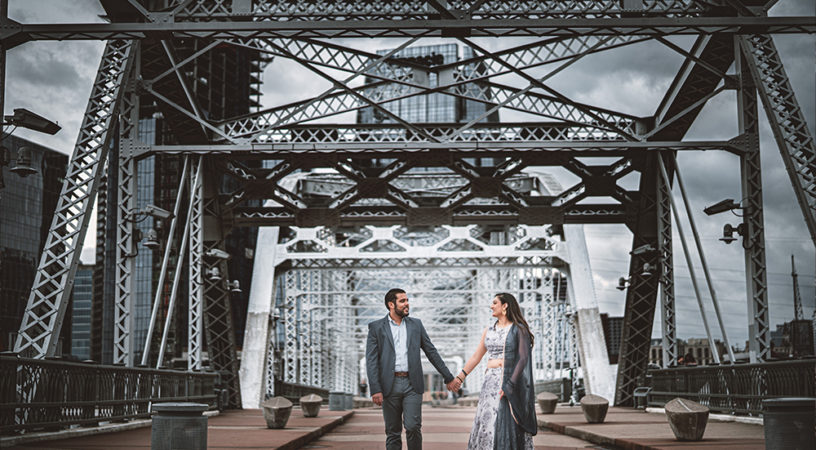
[537,392,558,414]
[664,397,709,441]
[344,393,354,410]
[300,394,323,418]
[150,402,208,450]
[763,397,816,450]
[329,391,345,411]
[579,394,609,424]
[261,397,293,429]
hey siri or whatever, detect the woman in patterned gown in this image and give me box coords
[451,293,537,449]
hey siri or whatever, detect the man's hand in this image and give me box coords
[372,392,383,406]
[447,378,462,392]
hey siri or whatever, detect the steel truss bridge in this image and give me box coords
[3,0,814,411]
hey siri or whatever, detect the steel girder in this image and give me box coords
[615,154,662,406]
[201,158,242,408]
[188,157,205,371]
[739,35,816,246]
[14,40,136,358]
[114,55,142,366]
[2,16,813,44]
[657,156,677,368]
[736,46,770,363]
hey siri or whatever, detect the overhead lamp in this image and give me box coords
[616,277,631,291]
[3,108,61,135]
[630,244,656,256]
[206,248,231,260]
[206,266,222,281]
[640,262,653,277]
[10,146,37,177]
[703,198,740,216]
[143,228,161,249]
[719,223,744,244]
[229,280,242,293]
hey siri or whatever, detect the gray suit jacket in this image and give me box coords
[366,315,454,397]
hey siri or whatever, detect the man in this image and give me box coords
[366,288,456,449]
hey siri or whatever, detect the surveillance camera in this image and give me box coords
[206,248,231,260]
[142,204,173,220]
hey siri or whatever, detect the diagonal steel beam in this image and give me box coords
[740,34,816,245]
[14,40,136,358]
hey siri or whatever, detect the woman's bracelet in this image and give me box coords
[455,375,464,383]
[462,368,469,376]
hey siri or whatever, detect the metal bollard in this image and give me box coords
[762,397,815,450]
[151,402,208,450]
[329,391,345,410]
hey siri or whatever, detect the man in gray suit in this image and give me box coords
[366,288,455,449]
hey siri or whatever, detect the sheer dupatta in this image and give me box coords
[494,325,536,448]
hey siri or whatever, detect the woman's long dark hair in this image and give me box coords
[495,292,534,347]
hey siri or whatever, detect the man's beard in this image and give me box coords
[396,307,409,318]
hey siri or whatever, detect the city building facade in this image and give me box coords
[0,136,68,353]
[70,264,94,360]
[601,314,624,364]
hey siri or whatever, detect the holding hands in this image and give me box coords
[447,368,468,391]
[447,378,462,392]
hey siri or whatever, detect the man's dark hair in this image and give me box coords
[384,288,406,310]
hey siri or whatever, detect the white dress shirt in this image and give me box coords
[388,315,409,372]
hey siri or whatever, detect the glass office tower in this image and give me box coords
[0,136,68,353]
[357,44,498,124]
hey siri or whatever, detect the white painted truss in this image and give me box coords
[240,171,611,405]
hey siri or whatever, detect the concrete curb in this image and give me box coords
[0,410,220,447]
[644,407,763,425]
[277,410,354,450]
[537,417,618,448]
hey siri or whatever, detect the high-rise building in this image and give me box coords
[70,263,94,360]
[358,43,498,125]
[0,136,68,353]
[601,314,624,364]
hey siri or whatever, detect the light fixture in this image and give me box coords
[719,223,744,244]
[205,248,231,260]
[10,146,37,177]
[229,280,242,293]
[143,228,161,249]
[630,244,656,256]
[206,266,222,281]
[617,277,631,291]
[640,262,653,277]
[704,198,740,216]
[3,108,61,135]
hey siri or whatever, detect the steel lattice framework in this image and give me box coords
[3,1,813,407]
[249,177,591,401]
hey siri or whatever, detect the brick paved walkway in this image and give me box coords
[309,406,605,449]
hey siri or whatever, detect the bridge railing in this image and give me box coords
[0,354,219,434]
[646,359,816,415]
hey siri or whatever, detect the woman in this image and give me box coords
[454,293,537,449]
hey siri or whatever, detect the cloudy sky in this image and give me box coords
[5,1,815,348]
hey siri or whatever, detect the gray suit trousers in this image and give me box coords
[383,376,422,450]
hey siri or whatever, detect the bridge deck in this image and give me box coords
[8,404,766,449]
[538,405,765,450]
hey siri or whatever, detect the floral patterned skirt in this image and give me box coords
[467,368,533,449]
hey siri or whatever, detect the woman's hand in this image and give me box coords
[499,389,504,398]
